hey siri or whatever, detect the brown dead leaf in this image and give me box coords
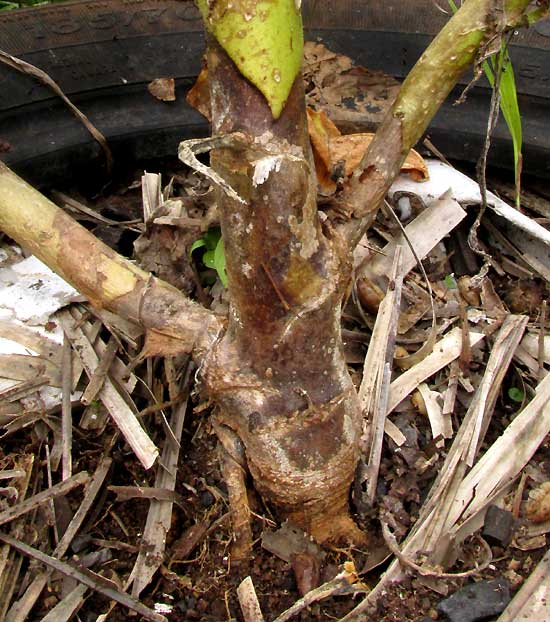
[525,482,550,523]
[186,65,211,120]
[291,551,322,596]
[335,134,428,181]
[304,41,401,133]
[261,520,325,565]
[307,107,428,194]
[147,77,176,102]
[306,107,340,171]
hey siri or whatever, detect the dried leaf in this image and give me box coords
[147,78,176,102]
[303,41,400,132]
[525,482,550,523]
[306,107,428,194]
[186,65,211,120]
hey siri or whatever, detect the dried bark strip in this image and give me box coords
[61,334,73,481]
[59,309,158,470]
[7,458,112,622]
[80,336,118,406]
[129,385,190,596]
[358,248,403,506]
[0,472,88,527]
[0,532,166,622]
[387,327,485,414]
[464,315,528,465]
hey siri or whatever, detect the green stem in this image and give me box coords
[339,0,534,246]
[196,0,303,118]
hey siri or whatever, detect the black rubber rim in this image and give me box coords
[1,0,549,185]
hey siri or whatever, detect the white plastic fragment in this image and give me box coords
[0,254,81,324]
[390,159,550,247]
[0,246,81,409]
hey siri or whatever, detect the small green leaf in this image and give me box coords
[190,238,207,255]
[508,387,524,403]
[444,274,457,289]
[214,238,228,287]
[202,249,216,270]
[203,226,222,251]
[190,226,227,286]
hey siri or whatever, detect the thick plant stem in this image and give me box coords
[0,162,221,359]
[202,36,364,543]
[338,0,535,248]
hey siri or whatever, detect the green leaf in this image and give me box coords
[202,249,216,270]
[447,1,523,207]
[190,226,227,286]
[508,387,524,403]
[197,0,303,118]
[203,226,221,251]
[190,238,207,255]
[190,226,222,256]
[444,274,457,289]
[213,238,228,287]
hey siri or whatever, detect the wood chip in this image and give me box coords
[237,576,265,622]
[417,383,450,447]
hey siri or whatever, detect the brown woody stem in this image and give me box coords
[202,39,364,543]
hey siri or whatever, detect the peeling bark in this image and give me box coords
[202,41,364,543]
